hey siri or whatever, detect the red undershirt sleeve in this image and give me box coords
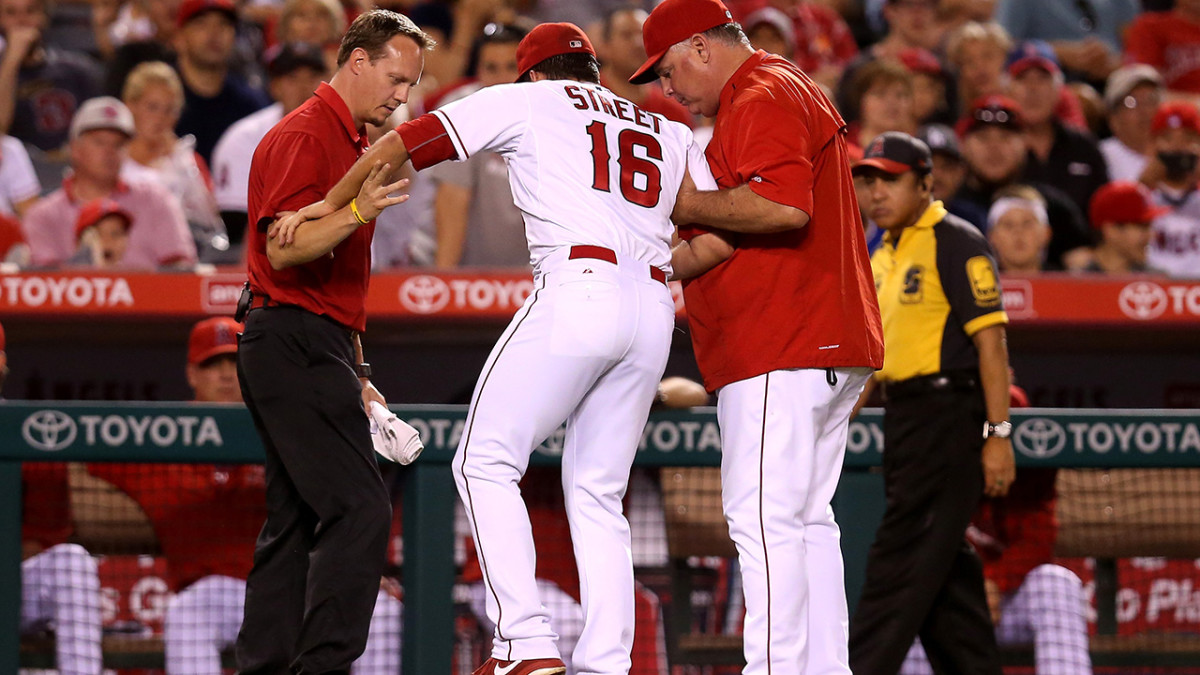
[396,114,460,171]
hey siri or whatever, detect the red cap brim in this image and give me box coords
[852,158,912,175]
[629,47,669,85]
[191,344,239,366]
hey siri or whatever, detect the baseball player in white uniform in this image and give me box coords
[274,21,713,675]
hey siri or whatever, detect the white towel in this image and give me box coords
[368,401,424,464]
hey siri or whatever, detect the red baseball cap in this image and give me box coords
[1151,101,1200,136]
[177,0,236,28]
[629,0,735,85]
[515,23,596,82]
[1088,181,1167,228]
[188,317,242,365]
[75,199,132,240]
[898,48,943,77]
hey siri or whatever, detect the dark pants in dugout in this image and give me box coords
[848,374,1000,675]
[234,307,392,675]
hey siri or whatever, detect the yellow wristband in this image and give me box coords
[350,198,368,225]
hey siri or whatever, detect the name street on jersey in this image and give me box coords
[563,85,663,133]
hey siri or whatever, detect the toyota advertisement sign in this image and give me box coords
[3,404,1199,468]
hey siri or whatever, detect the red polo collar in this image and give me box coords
[62,174,131,204]
[719,50,770,112]
[315,82,368,150]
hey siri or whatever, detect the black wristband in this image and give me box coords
[355,362,372,379]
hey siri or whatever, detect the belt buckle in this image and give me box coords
[235,282,252,322]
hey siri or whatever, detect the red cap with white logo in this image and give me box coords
[1151,101,1200,136]
[188,317,242,365]
[515,23,596,82]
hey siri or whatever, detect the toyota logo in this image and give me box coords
[398,275,451,314]
[21,410,77,452]
[1013,418,1066,459]
[1119,281,1168,320]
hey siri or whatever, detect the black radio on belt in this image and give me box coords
[235,282,253,322]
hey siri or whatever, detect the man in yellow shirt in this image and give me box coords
[848,131,1016,675]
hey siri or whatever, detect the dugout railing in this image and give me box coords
[3,403,1200,673]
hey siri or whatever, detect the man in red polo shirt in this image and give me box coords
[630,1,884,674]
[236,9,431,674]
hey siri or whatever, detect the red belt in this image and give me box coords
[568,245,667,285]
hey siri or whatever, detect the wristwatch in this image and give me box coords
[355,362,372,379]
[983,420,1013,439]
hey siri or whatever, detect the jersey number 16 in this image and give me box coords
[586,121,663,208]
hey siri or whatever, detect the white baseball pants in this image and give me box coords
[164,575,404,674]
[454,249,675,675]
[900,564,1092,675]
[718,367,872,675]
[21,544,103,675]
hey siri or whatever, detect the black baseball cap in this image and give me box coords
[852,132,932,176]
[918,124,961,161]
[266,42,328,79]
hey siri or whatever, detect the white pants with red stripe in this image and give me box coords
[900,564,1091,675]
[718,367,872,675]
[164,575,404,674]
[453,250,674,675]
[21,544,103,675]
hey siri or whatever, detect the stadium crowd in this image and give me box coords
[0,0,1197,277]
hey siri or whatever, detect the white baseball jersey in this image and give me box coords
[1149,186,1200,278]
[0,135,41,215]
[402,80,715,272]
[211,103,283,212]
[397,77,712,675]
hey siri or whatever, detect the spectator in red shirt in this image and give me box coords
[1125,0,1200,96]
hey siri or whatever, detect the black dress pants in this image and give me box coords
[848,382,1000,675]
[234,306,392,675]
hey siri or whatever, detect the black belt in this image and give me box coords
[885,370,980,400]
[238,285,355,336]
